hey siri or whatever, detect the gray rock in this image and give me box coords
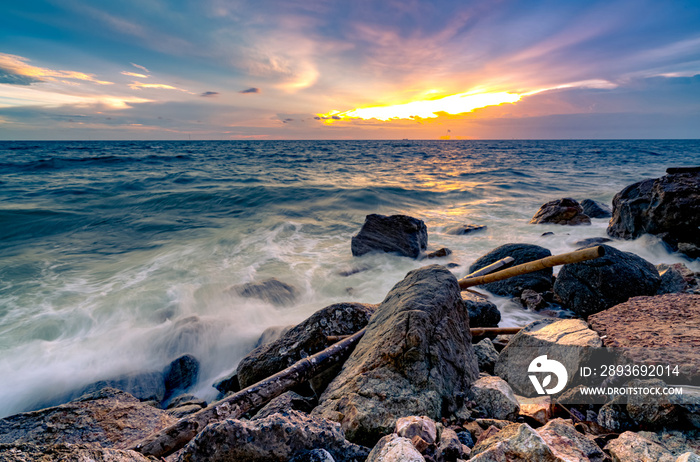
[289,449,337,462]
[468,244,553,297]
[573,237,613,247]
[581,199,613,218]
[605,431,676,462]
[425,247,452,259]
[351,214,428,258]
[437,427,464,462]
[366,434,425,462]
[626,379,681,429]
[163,354,199,399]
[657,264,690,294]
[470,423,560,461]
[227,278,299,306]
[637,429,700,458]
[395,416,437,445]
[314,265,478,446]
[0,443,152,462]
[445,224,487,235]
[529,198,591,225]
[73,370,166,406]
[166,393,206,409]
[520,289,548,310]
[553,244,661,318]
[469,376,520,421]
[253,390,316,420]
[166,404,203,419]
[597,397,637,433]
[177,410,368,462]
[212,372,239,394]
[237,302,376,393]
[473,338,499,375]
[255,324,294,348]
[462,292,500,327]
[537,418,605,462]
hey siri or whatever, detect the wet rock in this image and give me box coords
[462,292,500,327]
[520,289,548,310]
[0,443,152,462]
[553,244,661,318]
[0,388,177,449]
[166,404,203,419]
[227,278,299,306]
[605,431,676,462]
[163,354,199,399]
[396,416,437,445]
[255,324,294,348]
[252,390,316,420]
[657,263,691,294]
[537,418,605,462]
[445,224,487,235]
[469,423,560,461]
[473,338,499,375]
[494,319,602,396]
[607,171,700,258]
[314,265,478,446]
[469,376,520,421]
[237,302,376,393]
[469,243,553,297]
[289,449,337,462]
[581,199,613,218]
[212,372,239,394]
[166,393,206,409]
[76,371,166,404]
[529,198,591,226]
[351,214,428,259]
[366,434,425,462]
[425,247,452,259]
[178,410,368,462]
[573,237,612,247]
[437,427,463,462]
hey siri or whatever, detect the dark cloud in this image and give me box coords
[239,87,260,94]
[200,91,219,97]
[0,69,40,85]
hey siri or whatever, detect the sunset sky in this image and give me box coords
[1,0,700,140]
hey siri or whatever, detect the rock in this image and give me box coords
[597,398,637,432]
[494,319,602,396]
[237,302,377,393]
[537,418,605,462]
[581,199,613,218]
[520,289,548,310]
[553,244,661,318]
[314,265,478,446]
[289,449,337,462]
[638,429,700,458]
[517,395,553,425]
[573,237,612,247]
[411,435,432,454]
[366,434,425,462]
[457,428,474,448]
[77,370,166,404]
[396,416,438,445]
[677,453,700,462]
[605,431,676,462]
[0,443,152,462]
[626,379,681,429]
[607,171,700,258]
[473,338,499,375]
[227,278,299,306]
[529,198,591,226]
[468,243,553,297]
[166,394,206,409]
[351,214,428,258]
[166,404,203,419]
[212,372,239,394]
[425,248,452,259]
[469,376,520,421]
[445,224,487,235]
[437,427,464,462]
[253,390,316,420]
[470,423,560,461]
[255,325,294,348]
[178,410,368,462]
[657,263,691,294]
[0,388,176,449]
[462,292,500,328]
[163,354,199,399]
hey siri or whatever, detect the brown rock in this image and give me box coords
[396,416,437,445]
[529,198,591,226]
[0,443,152,462]
[470,423,560,461]
[537,418,605,462]
[605,431,676,462]
[517,395,553,425]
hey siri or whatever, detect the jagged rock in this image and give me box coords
[0,443,152,462]
[517,395,553,425]
[657,263,691,294]
[469,376,520,421]
[537,418,605,462]
[314,265,478,446]
[366,434,425,462]
[76,370,166,404]
[553,244,661,318]
[520,289,548,310]
[213,372,239,394]
[177,410,368,462]
[469,423,560,461]
[607,171,700,258]
[473,338,499,375]
[494,319,602,396]
[469,243,553,297]
[445,224,487,235]
[605,431,676,462]
[0,388,176,449]
[626,379,681,429]
[289,449,337,462]
[437,427,464,462]
[351,214,428,258]
[529,198,591,225]
[237,302,376,393]
[166,404,203,419]
[227,278,299,306]
[166,394,206,409]
[573,237,613,247]
[252,390,316,420]
[425,247,452,259]
[462,292,500,327]
[597,397,637,433]
[395,416,438,445]
[163,354,199,399]
[581,199,613,218]
[638,429,700,458]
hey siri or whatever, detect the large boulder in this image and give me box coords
[462,292,500,327]
[237,302,376,394]
[536,418,606,462]
[366,434,425,462]
[607,170,700,258]
[529,198,591,225]
[178,410,368,462]
[605,431,677,462]
[227,278,299,306]
[313,265,479,446]
[0,443,152,462]
[580,199,612,218]
[163,354,199,400]
[468,244,553,297]
[470,423,560,461]
[469,376,520,421]
[351,214,428,258]
[553,244,661,318]
[76,371,166,404]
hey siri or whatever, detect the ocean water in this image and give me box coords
[1,139,699,417]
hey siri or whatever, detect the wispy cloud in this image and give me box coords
[128,81,187,91]
[200,91,219,97]
[121,71,149,78]
[130,63,150,73]
[239,87,260,94]
[0,53,113,85]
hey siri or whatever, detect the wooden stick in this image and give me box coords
[131,328,367,458]
[458,246,605,290]
[464,256,515,278]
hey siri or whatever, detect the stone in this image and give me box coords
[573,237,612,247]
[677,453,700,462]
[494,319,603,396]
[638,429,700,458]
[366,434,425,462]
[212,372,239,394]
[520,289,548,310]
[351,214,428,258]
[657,264,690,294]
[517,395,553,425]
[468,243,553,297]
[0,443,152,462]
[537,418,605,462]
[462,292,500,328]
[470,423,560,461]
[76,370,166,404]
[237,302,377,393]
[178,410,368,462]
[396,416,438,445]
[437,427,464,462]
[553,244,661,318]
[607,171,700,258]
[227,278,299,306]
[255,324,294,348]
[626,379,681,429]
[411,435,432,453]
[529,198,591,225]
[457,428,474,448]
[581,199,613,218]
[314,265,478,446]
[605,431,676,462]
[289,449,337,462]
[253,390,316,420]
[469,376,520,421]
[445,224,487,235]
[597,398,637,433]
[163,354,199,399]
[425,248,452,259]
[0,388,176,449]
[166,404,203,419]
[473,338,499,375]
[166,393,206,409]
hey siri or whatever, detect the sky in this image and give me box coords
[1,0,700,140]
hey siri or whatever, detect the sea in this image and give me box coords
[1,139,699,418]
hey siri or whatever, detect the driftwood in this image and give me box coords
[131,329,366,458]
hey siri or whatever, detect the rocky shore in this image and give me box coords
[1,168,699,461]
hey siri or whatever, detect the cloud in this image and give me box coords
[130,63,150,73]
[200,91,219,97]
[239,87,260,94]
[121,71,149,78]
[0,53,113,85]
[0,69,41,86]
[128,81,187,91]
